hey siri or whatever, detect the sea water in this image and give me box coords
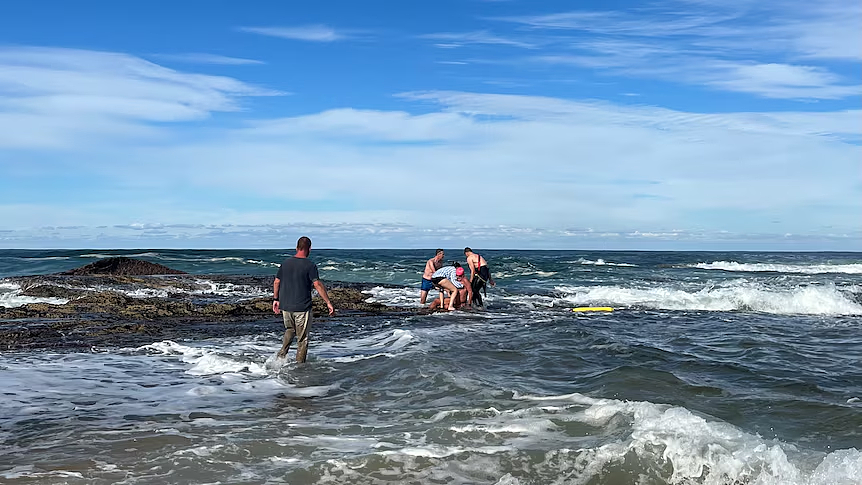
[0,249,860,484]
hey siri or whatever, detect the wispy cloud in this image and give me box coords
[237,24,353,42]
[0,46,280,148]
[420,30,537,49]
[152,53,265,65]
[492,0,861,99]
[0,47,858,248]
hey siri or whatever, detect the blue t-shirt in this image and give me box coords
[276,257,320,312]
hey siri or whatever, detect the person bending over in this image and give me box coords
[431,263,465,311]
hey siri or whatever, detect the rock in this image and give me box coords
[0,274,414,351]
[59,257,186,276]
[20,285,89,299]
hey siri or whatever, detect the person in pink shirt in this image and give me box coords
[420,249,445,304]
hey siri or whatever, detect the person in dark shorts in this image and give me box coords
[272,236,335,363]
[464,247,495,308]
[420,249,445,304]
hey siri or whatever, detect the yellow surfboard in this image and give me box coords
[572,307,614,312]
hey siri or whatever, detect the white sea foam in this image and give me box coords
[136,340,267,376]
[0,281,69,308]
[551,281,862,315]
[66,278,268,300]
[363,286,425,307]
[576,258,637,267]
[493,268,558,279]
[513,391,862,485]
[692,261,862,275]
[317,329,417,362]
[201,256,279,267]
[190,279,269,298]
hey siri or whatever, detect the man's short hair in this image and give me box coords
[296,236,312,251]
[464,247,473,254]
[435,248,444,255]
[453,262,462,268]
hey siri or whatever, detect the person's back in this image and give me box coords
[276,256,318,312]
[272,236,334,363]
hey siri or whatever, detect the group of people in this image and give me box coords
[271,237,496,364]
[420,248,495,312]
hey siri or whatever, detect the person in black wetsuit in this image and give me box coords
[464,247,495,308]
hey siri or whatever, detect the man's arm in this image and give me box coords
[272,277,281,314]
[313,280,336,316]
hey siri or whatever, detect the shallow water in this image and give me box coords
[1,249,860,484]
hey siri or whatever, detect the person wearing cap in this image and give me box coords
[430,263,470,311]
[428,267,473,311]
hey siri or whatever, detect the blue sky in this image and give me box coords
[0,0,859,250]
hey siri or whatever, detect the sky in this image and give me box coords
[0,0,859,250]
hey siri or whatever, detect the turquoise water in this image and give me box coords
[1,249,860,484]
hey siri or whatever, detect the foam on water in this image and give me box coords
[137,340,270,376]
[0,281,69,308]
[316,328,418,362]
[575,258,638,267]
[551,281,862,315]
[363,286,425,307]
[189,278,269,298]
[692,261,862,275]
[512,391,862,485]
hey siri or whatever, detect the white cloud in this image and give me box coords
[494,0,861,99]
[0,46,279,148]
[151,53,265,65]
[0,47,857,248]
[420,31,537,49]
[237,25,352,42]
[703,62,861,99]
[57,90,855,242]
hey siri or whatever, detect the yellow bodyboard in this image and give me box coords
[571,307,614,312]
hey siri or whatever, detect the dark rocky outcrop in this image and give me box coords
[59,257,186,276]
[1,258,414,351]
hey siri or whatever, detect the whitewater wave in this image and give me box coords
[551,281,862,315]
[692,261,862,275]
[0,281,69,308]
[363,286,424,307]
[511,391,862,485]
[575,258,637,267]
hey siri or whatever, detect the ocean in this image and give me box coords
[1,249,860,484]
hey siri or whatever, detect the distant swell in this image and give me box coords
[553,283,862,315]
[692,261,862,275]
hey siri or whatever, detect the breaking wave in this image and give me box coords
[552,281,862,315]
[692,261,862,275]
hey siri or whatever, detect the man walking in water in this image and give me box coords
[420,249,445,304]
[272,236,335,363]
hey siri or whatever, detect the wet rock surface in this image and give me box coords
[1,260,416,351]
